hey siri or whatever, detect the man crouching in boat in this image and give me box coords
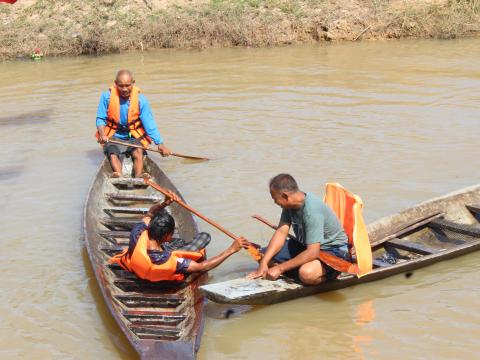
[247,174,350,285]
[96,69,172,179]
[111,191,249,281]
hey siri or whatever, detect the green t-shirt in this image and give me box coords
[280,192,347,249]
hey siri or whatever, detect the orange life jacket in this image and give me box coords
[109,230,204,282]
[95,85,151,147]
[324,183,372,277]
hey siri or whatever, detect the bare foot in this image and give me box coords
[137,172,151,179]
[111,172,122,178]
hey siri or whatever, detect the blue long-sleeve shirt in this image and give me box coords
[95,91,164,145]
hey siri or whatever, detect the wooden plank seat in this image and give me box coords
[385,237,442,255]
[99,230,131,238]
[129,324,181,340]
[115,294,184,308]
[103,207,149,216]
[114,279,187,293]
[109,178,148,189]
[123,312,186,327]
[101,247,124,257]
[429,218,480,238]
[101,217,139,230]
[106,193,163,203]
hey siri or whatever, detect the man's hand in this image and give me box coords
[266,265,283,281]
[157,144,172,157]
[246,263,269,279]
[163,189,180,205]
[98,133,109,144]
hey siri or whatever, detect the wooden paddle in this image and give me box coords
[107,138,210,161]
[252,214,359,275]
[145,179,262,261]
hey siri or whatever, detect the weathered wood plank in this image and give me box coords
[104,206,149,215]
[429,218,480,237]
[371,212,444,249]
[385,238,443,255]
[106,193,163,202]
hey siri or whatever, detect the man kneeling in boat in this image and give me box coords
[111,191,249,281]
[247,174,350,285]
[96,69,172,178]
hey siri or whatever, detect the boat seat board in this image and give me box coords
[109,178,149,187]
[429,219,480,237]
[115,294,184,308]
[99,230,131,238]
[104,207,149,215]
[106,193,163,202]
[101,217,140,230]
[385,238,443,255]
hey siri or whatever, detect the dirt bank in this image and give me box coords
[0,0,479,59]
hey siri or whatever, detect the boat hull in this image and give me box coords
[200,185,480,305]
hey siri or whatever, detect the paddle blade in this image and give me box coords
[318,251,359,275]
[245,242,263,262]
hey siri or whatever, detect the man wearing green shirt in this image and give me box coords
[247,173,349,285]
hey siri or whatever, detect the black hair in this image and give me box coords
[269,173,299,192]
[148,209,175,242]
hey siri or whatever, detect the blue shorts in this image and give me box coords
[263,239,350,279]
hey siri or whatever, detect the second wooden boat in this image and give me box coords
[84,157,207,359]
[200,184,480,305]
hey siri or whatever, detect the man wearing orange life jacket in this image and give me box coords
[247,174,350,284]
[111,191,249,282]
[96,69,172,178]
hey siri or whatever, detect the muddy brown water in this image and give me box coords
[0,39,479,359]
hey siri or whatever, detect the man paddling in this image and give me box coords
[247,174,350,284]
[111,191,249,281]
[96,69,172,178]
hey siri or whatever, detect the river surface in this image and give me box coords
[0,39,479,359]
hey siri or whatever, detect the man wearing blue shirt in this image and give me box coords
[247,174,349,285]
[96,69,171,178]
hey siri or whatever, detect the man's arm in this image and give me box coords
[96,92,110,143]
[246,222,290,279]
[138,95,172,156]
[186,237,248,273]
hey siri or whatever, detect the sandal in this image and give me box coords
[138,172,152,179]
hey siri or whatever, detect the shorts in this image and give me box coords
[262,239,350,279]
[103,137,146,158]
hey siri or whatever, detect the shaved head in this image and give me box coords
[116,69,133,82]
[114,69,135,99]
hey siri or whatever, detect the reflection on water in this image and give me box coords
[0,109,52,126]
[0,38,479,359]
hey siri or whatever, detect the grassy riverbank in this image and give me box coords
[0,0,479,59]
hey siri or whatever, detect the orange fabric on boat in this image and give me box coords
[109,230,204,282]
[95,85,151,147]
[324,183,372,277]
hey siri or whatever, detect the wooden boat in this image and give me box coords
[200,184,480,305]
[84,158,207,359]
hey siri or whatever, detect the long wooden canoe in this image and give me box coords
[200,184,480,305]
[84,158,207,359]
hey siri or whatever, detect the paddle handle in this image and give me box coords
[107,138,209,161]
[146,179,240,241]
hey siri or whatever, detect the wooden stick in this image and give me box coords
[146,179,262,261]
[251,214,358,275]
[107,138,210,161]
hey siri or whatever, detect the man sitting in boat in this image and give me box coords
[247,174,350,284]
[111,191,249,281]
[96,69,172,178]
